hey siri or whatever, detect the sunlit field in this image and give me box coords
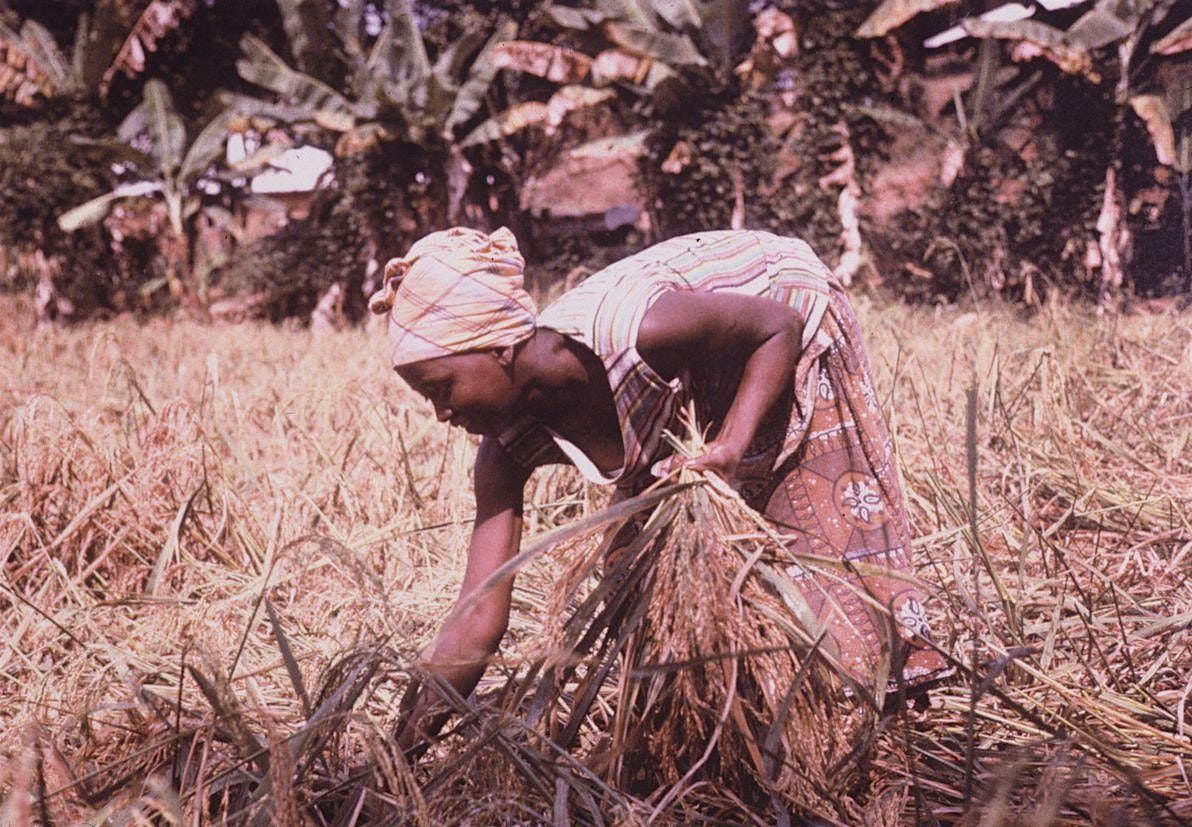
[1,294,1189,824]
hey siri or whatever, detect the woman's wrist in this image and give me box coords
[710,431,749,462]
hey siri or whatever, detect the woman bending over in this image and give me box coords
[368,227,947,751]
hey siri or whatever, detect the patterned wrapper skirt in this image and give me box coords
[729,289,950,690]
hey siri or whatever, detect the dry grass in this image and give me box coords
[0,293,1188,824]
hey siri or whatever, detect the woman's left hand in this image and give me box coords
[655,439,744,483]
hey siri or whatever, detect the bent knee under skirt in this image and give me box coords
[732,293,950,690]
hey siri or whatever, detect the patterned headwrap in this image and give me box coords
[368,226,537,368]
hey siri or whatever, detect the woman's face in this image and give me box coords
[397,350,521,436]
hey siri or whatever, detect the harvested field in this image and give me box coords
[1,294,1189,824]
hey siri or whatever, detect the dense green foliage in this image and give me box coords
[781,2,889,254]
[0,102,107,256]
[0,103,150,314]
[639,91,780,236]
[888,77,1118,303]
[215,140,448,321]
[214,194,365,322]
[0,0,1186,321]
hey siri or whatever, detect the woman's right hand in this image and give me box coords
[394,437,529,753]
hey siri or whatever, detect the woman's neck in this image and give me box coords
[517,330,623,462]
[517,330,596,419]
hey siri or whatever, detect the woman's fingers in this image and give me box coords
[653,443,742,481]
[651,455,683,477]
[676,445,740,479]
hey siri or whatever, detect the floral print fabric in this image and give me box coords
[733,289,949,687]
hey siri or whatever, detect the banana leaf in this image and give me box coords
[179,109,238,185]
[1130,94,1176,166]
[650,0,701,30]
[547,5,611,30]
[353,66,382,120]
[445,20,518,136]
[18,19,75,90]
[962,18,1093,76]
[597,0,658,30]
[58,182,163,232]
[603,21,706,67]
[237,33,354,113]
[856,0,959,39]
[433,30,487,87]
[426,31,489,121]
[225,142,287,174]
[331,0,367,78]
[544,85,616,129]
[219,91,345,130]
[116,80,188,177]
[67,136,156,170]
[313,109,356,132]
[274,0,337,77]
[182,193,203,221]
[385,0,431,90]
[589,47,674,87]
[489,41,593,83]
[1064,3,1134,50]
[71,13,95,89]
[460,101,549,147]
[380,77,423,120]
[146,80,187,176]
[363,22,399,108]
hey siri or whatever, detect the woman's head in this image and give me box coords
[370,226,536,435]
[369,226,536,367]
[396,348,523,435]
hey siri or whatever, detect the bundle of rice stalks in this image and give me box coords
[405,432,913,824]
[592,469,895,824]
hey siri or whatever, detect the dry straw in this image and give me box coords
[0,294,1189,824]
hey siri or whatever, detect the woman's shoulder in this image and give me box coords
[539,231,754,309]
[537,253,681,339]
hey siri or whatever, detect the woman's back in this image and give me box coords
[499,230,841,488]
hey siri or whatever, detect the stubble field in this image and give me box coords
[1,293,1189,824]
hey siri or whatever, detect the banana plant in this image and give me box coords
[58,80,235,304]
[229,0,515,155]
[856,0,1192,302]
[858,0,1191,140]
[549,0,752,81]
[226,0,518,231]
[464,0,754,146]
[0,0,197,106]
[0,15,97,105]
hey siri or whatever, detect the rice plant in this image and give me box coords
[1,293,1188,823]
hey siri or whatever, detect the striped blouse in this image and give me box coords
[496,230,843,491]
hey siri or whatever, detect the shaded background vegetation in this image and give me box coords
[1,0,1188,322]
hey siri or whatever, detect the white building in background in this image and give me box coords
[248,145,334,195]
[225,133,334,195]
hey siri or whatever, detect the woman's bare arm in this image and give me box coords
[397,436,529,752]
[635,290,803,479]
